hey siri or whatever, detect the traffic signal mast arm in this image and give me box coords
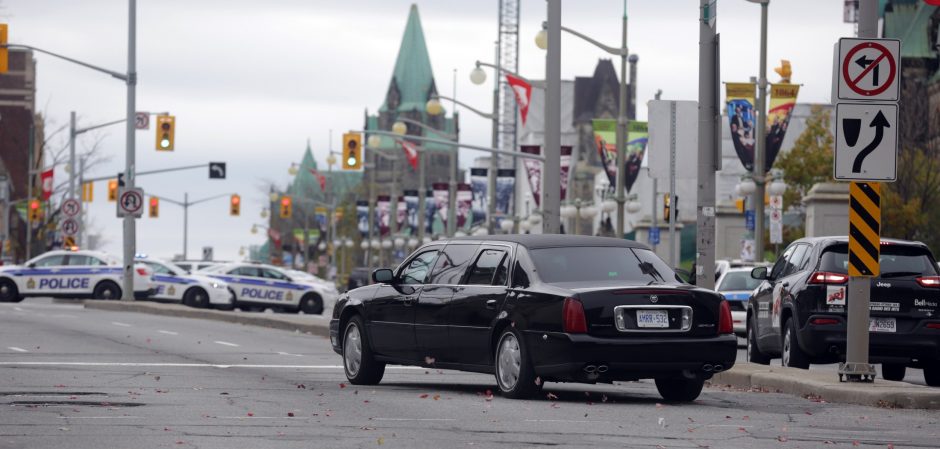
[1,43,127,80]
[146,192,237,208]
[83,163,220,183]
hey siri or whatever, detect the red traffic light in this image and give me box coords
[232,195,241,205]
[150,198,158,207]
[281,197,291,206]
[29,200,39,210]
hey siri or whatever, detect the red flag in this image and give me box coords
[398,139,419,171]
[40,168,54,200]
[308,168,326,191]
[506,74,533,126]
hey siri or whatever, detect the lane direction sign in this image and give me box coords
[834,102,898,182]
[836,38,900,101]
[117,187,144,218]
[61,198,81,217]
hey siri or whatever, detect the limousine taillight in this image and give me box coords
[718,300,733,335]
[562,297,588,334]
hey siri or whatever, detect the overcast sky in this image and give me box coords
[2,0,854,263]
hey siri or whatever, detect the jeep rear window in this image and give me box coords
[819,244,939,276]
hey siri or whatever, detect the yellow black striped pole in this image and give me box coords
[848,182,880,277]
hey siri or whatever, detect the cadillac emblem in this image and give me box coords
[649,295,659,304]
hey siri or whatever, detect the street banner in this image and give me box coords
[470,168,487,226]
[521,145,542,206]
[593,119,649,193]
[398,139,419,171]
[376,195,390,237]
[765,83,800,172]
[456,183,472,229]
[308,168,326,192]
[404,190,419,235]
[356,200,369,237]
[432,182,449,228]
[560,146,572,202]
[40,168,54,200]
[314,206,328,232]
[425,188,438,234]
[725,82,758,171]
[397,196,407,233]
[507,74,533,126]
[496,168,515,217]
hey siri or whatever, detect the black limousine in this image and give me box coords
[330,235,737,402]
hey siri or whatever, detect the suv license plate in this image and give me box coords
[869,317,897,333]
[637,310,669,328]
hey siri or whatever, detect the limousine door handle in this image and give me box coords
[402,297,417,306]
[485,299,498,309]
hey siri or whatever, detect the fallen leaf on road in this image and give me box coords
[360,426,375,430]
[377,437,384,445]
[419,394,429,398]
[433,394,440,400]
[247,412,254,417]
[287,412,294,417]
[777,436,788,442]
[297,384,306,389]
[339,383,346,389]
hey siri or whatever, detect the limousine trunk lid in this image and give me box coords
[570,285,724,338]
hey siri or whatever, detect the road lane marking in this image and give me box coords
[57,416,142,419]
[524,419,611,424]
[374,418,457,422]
[111,322,131,327]
[214,340,239,347]
[0,362,425,369]
[7,347,28,353]
[157,330,179,335]
[216,416,303,419]
[277,351,303,357]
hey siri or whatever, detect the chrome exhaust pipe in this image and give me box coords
[596,365,609,373]
[713,364,724,372]
[583,365,597,374]
[702,364,714,372]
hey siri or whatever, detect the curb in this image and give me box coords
[83,301,331,338]
[710,364,940,409]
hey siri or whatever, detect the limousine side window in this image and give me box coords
[399,250,440,285]
[463,249,507,285]
[428,244,479,285]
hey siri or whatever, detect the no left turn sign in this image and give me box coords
[836,38,900,101]
[61,218,79,236]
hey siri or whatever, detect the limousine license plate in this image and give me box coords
[636,310,669,328]
[869,317,897,333]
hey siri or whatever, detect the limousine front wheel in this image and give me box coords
[343,316,384,385]
[494,328,538,399]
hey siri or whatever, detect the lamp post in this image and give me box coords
[746,0,770,261]
[470,55,500,235]
[536,1,628,235]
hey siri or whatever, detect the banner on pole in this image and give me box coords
[725,82,758,171]
[470,168,487,226]
[593,119,648,193]
[356,200,369,238]
[766,83,800,172]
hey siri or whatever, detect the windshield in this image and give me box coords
[530,247,681,284]
[820,243,939,276]
[718,270,762,291]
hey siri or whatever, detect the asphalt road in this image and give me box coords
[2,299,939,449]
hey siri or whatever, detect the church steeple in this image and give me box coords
[381,4,437,112]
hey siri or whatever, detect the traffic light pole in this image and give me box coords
[146,191,236,260]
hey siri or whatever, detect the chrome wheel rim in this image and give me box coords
[496,333,521,391]
[782,328,791,367]
[344,323,362,377]
[746,326,754,361]
[101,287,115,299]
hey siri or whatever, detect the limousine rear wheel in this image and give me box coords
[343,316,385,385]
[494,327,538,399]
[655,377,705,402]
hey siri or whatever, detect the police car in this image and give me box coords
[202,262,338,314]
[136,257,234,309]
[0,250,155,302]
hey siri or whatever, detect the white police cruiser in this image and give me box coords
[136,257,234,309]
[0,250,155,302]
[201,262,337,314]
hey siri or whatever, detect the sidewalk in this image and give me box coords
[84,300,940,409]
[83,300,331,338]
[710,363,940,409]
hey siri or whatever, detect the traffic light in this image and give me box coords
[663,194,671,223]
[342,132,362,170]
[155,115,176,151]
[0,24,9,74]
[279,195,292,219]
[149,197,159,218]
[230,194,241,216]
[82,182,94,202]
[108,180,118,202]
[28,199,41,222]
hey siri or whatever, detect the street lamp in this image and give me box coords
[288,162,299,176]
[260,208,268,218]
[469,66,487,85]
[391,121,407,136]
[745,0,770,261]
[367,135,382,150]
[537,1,629,236]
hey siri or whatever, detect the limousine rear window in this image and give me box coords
[530,247,681,284]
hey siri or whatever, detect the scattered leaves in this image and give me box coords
[339,383,346,389]
[247,412,254,417]
[287,412,294,417]
[777,436,788,442]
[297,384,306,389]
[419,394,429,399]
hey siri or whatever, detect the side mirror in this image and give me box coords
[27,263,36,268]
[372,268,394,284]
[750,266,769,280]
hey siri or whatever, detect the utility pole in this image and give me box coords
[120,0,137,301]
[614,1,630,237]
[69,112,76,200]
[695,0,719,289]
[543,0,561,234]
[487,41,500,235]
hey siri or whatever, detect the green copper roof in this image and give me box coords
[380,4,436,113]
[364,114,458,154]
[288,140,362,202]
[883,1,937,58]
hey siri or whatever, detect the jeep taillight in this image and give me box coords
[562,297,587,334]
[916,276,940,288]
[808,271,849,285]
